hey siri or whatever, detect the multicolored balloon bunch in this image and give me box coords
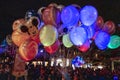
[11,3,120,61]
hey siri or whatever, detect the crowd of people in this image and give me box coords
[0,62,120,80]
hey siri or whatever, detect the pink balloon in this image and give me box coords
[102,21,116,34]
[44,40,60,54]
[77,40,90,52]
[95,16,104,31]
[19,39,38,61]
[42,6,60,26]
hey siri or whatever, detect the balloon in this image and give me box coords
[69,26,88,46]
[102,21,116,34]
[19,39,38,61]
[83,24,95,39]
[42,6,61,26]
[62,34,73,48]
[39,25,58,46]
[61,5,79,26]
[44,40,60,54]
[80,5,98,26]
[107,35,120,49]
[12,31,30,46]
[12,18,25,31]
[72,56,85,67]
[77,40,90,52]
[38,7,46,15]
[28,16,40,29]
[94,16,104,31]
[95,31,110,50]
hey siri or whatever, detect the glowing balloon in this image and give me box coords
[62,34,73,48]
[72,56,85,67]
[95,16,104,31]
[80,5,98,26]
[39,25,58,46]
[95,31,110,50]
[77,40,90,52]
[83,25,95,39]
[102,21,116,34]
[12,31,30,46]
[61,5,79,26]
[12,18,25,31]
[69,26,88,46]
[107,35,120,49]
[44,40,60,54]
[19,39,38,61]
[42,6,60,26]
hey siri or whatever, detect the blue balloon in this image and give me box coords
[61,5,79,26]
[72,56,85,67]
[95,31,110,50]
[80,5,98,26]
[69,26,88,46]
[83,24,95,39]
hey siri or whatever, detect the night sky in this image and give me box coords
[0,0,120,42]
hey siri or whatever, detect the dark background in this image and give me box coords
[0,0,120,42]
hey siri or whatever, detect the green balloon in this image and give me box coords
[62,34,73,48]
[39,25,58,46]
[107,35,120,49]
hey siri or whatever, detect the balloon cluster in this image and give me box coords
[11,3,120,61]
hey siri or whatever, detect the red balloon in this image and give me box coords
[95,16,104,31]
[42,6,60,26]
[102,21,116,34]
[19,39,38,61]
[44,40,60,54]
[77,40,90,52]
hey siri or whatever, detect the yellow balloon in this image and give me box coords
[39,25,58,46]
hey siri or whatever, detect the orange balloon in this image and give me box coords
[44,40,60,54]
[12,19,25,31]
[12,31,30,46]
[42,6,60,26]
[19,39,38,61]
[102,21,116,34]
